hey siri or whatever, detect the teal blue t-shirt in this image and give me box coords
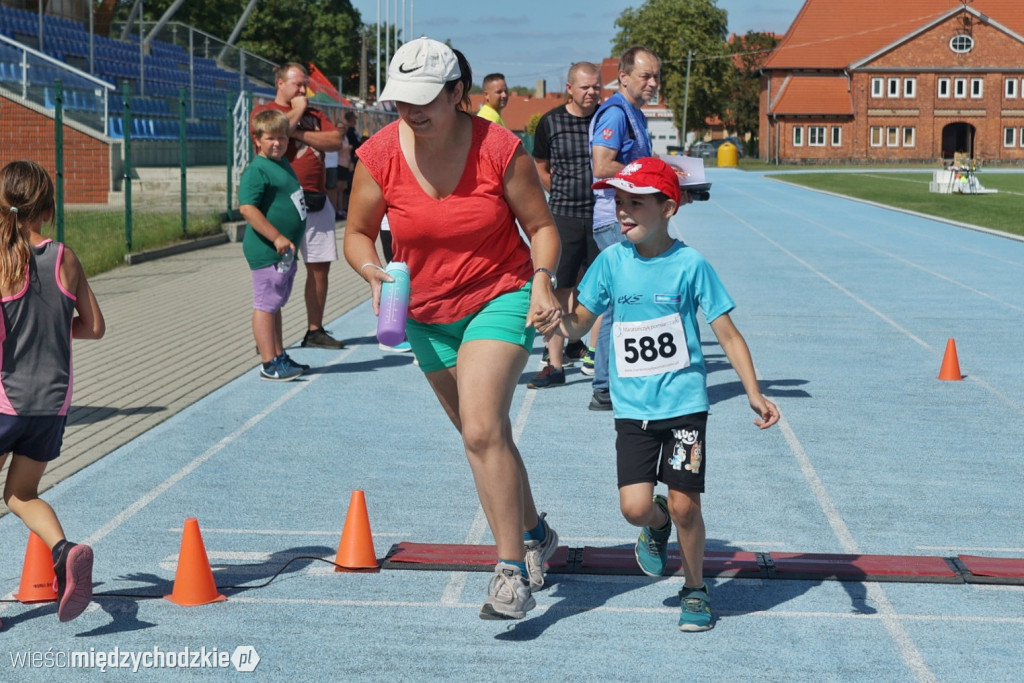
[239,155,306,270]
[576,240,735,420]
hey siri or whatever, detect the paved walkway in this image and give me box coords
[0,226,368,511]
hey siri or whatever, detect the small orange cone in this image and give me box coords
[335,490,379,572]
[938,338,963,381]
[164,518,227,606]
[15,532,58,603]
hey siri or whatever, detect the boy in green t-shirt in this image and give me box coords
[239,109,308,381]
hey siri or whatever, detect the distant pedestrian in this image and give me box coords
[477,72,509,127]
[252,63,347,351]
[239,110,308,382]
[528,60,602,389]
[588,46,661,411]
[0,160,105,626]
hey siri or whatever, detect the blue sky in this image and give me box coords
[350,0,807,88]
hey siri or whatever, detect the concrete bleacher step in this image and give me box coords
[107,165,229,212]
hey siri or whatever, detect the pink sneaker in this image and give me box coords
[53,543,93,622]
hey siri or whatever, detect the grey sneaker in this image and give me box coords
[589,389,613,411]
[524,513,559,590]
[301,327,346,349]
[479,562,535,620]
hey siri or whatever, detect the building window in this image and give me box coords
[954,78,967,98]
[1021,127,1024,147]
[831,126,842,146]
[903,78,917,98]
[886,127,899,146]
[1006,78,1018,98]
[887,78,900,97]
[808,126,826,146]
[793,126,803,146]
[950,34,974,53]
[871,77,883,98]
[902,127,915,147]
[938,78,950,98]
[970,78,984,98]
[1005,127,1017,147]
[870,127,883,146]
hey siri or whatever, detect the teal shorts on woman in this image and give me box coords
[406,281,537,373]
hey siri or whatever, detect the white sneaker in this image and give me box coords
[524,513,559,590]
[478,562,535,620]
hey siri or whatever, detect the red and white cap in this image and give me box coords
[592,157,682,209]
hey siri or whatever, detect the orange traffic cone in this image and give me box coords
[165,518,227,606]
[15,532,58,603]
[938,338,963,381]
[335,490,379,572]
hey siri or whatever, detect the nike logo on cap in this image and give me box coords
[398,63,420,74]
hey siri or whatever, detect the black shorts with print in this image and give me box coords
[615,412,708,492]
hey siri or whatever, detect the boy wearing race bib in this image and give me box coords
[539,157,779,631]
[240,109,309,382]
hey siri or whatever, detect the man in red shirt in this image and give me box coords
[252,63,346,349]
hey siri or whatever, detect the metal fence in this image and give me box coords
[1,9,399,273]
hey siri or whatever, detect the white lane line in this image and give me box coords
[916,545,1024,554]
[171,528,408,538]
[717,202,1024,419]
[777,407,935,682]
[83,345,358,547]
[221,596,1024,625]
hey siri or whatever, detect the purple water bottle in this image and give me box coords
[376,261,410,347]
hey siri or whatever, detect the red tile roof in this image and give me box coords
[769,75,852,115]
[765,0,1024,69]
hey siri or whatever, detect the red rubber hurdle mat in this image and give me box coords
[578,546,766,578]
[382,542,572,573]
[765,552,963,583]
[954,555,1024,585]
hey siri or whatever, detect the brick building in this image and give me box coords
[760,0,1024,165]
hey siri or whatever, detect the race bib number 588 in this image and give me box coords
[613,313,690,378]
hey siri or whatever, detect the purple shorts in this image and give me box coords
[0,414,67,462]
[252,261,297,313]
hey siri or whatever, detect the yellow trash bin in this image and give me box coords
[717,141,739,167]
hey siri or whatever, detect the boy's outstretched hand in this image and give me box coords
[751,396,780,430]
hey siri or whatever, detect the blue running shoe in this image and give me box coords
[281,352,309,373]
[634,494,671,576]
[678,583,713,631]
[259,357,302,382]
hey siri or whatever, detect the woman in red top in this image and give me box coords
[344,38,562,621]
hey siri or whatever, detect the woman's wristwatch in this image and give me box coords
[534,267,557,289]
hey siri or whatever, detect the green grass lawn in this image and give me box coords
[54,210,224,277]
[763,170,1024,237]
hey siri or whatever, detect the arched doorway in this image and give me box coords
[941,122,975,159]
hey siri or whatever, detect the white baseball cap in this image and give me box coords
[379,37,461,105]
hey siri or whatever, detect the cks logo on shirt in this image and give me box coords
[601,128,614,140]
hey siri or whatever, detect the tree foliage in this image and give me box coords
[612,0,731,138]
[726,31,779,144]
[123,0,365,91]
